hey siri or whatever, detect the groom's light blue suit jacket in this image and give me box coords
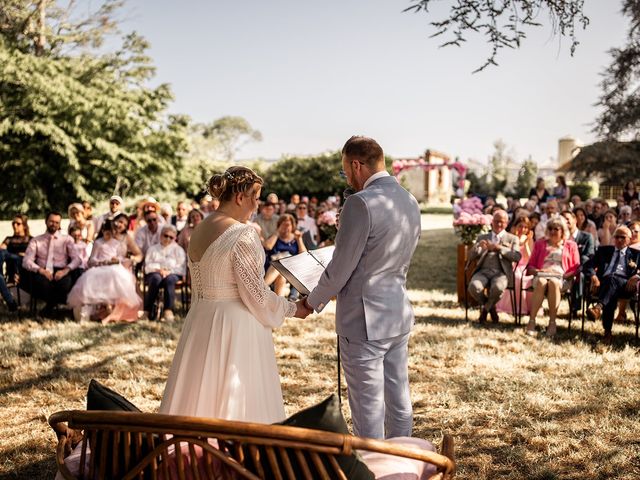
[307,176,421,341]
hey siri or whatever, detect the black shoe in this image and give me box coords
[7,301,18,313]
[478,308,488,324]
[39,306,55,318]
[489,307,499,323]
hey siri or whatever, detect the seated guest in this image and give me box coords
[598,209,618,246]
[529,177,550,204]
[586,225,640,344]
[467,210,521,323]
[561,210,595,316]
[1,213,32,282]
[160,203,173,224]
[21,211,81,317]
[552,175,570,202]
[495,215,534,317]
[112,213,143,270]
[68,202,95,242]
[171,201,190,233]
[264,214,307,297]
[94,195,124,235]
[295,202,319,245]
[526,217,580,337]
[615,220,640,322]
[67,220,142,323]
[177,208,204,252]
[574,206,598,247]
[68,225,90,270]
[135,209,161,255]
[0,214,32,311]
[534,199,559,240]
[623,180,639,205]
[618,205,632,225]
[82,201,94,226]
[570,194,582,208]
[590,198,606,230]
[143,225,186,321]
[255,201,279,242]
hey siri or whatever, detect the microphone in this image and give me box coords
[343,187,355,200]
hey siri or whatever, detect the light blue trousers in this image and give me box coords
[339,332,412,439]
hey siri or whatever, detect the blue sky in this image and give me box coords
[119,0,628,165]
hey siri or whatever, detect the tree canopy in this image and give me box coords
[0,1,188,215]
[406,0,589,71]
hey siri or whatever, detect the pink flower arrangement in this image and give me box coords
[317,210,338,242]
[452,197,492,245]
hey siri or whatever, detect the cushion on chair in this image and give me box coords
[359,437,438,480]
[275,394,374,479]
[86,380,150,480]
[86,379,142,412]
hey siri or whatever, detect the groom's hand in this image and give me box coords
[294,298,313,318]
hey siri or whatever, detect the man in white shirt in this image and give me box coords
[94,195,124,236]
[295,202,319,245]
[255,202,279,242]
[143,225,186,321]
[135,210,161,255]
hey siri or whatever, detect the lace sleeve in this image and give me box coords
[233,226,296,327]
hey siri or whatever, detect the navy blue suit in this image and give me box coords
[585,246,640,333]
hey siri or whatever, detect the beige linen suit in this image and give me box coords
[467,231,521,309]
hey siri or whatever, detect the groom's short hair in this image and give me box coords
[342,136,384,169]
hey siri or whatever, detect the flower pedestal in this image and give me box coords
[456,243,478,307]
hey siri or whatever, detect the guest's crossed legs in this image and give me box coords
[338,332,412,440]
[598,275,630,334]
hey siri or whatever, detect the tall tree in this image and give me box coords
[595,0,640,139]
[0,1,188,215]
[202,116,262,164]
[405,0,589,71]
[514,156,538,198]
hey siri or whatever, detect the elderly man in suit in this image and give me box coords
[586,225,640,343]
[301,136,421,440]
[467,210,521,323]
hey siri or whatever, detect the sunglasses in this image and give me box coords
[12,221,22,225]
[614,235,628,239]
[163,234,175,240]
[548,227,561,232]
[147,218,158,222]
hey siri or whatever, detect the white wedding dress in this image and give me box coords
[159,223,296,423]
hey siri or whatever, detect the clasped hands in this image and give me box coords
[293,297,314,318]
[478,239,501,252]
[39,267,69,281]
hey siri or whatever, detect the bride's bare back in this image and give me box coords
[188,212,239,262]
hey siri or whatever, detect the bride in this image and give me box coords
[159,166,309,423]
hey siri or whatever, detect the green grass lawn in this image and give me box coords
[1,224,639,479]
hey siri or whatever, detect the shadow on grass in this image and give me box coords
[0,449,56,480]
[0,321,174,398]
[408,228,457,294]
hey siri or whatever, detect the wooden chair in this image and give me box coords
[140,262,189,320]
[519,269,576,332]
[49,410,456,480]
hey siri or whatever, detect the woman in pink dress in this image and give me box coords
[67,220,142,323]
[495,215,534,317]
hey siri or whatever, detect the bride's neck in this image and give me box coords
[215,205,243,222]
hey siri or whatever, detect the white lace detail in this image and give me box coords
[187,224,295,319]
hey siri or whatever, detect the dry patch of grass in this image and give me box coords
[1,225,640,479]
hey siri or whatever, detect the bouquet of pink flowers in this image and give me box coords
[317,210,338,243]
[452,197,492,245]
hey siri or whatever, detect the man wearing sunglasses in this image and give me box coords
[135,210,162,255]
[301,136,421,440]
[586,225,640,343]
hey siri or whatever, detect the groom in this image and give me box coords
[302,136,421,439]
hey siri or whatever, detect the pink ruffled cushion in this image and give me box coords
[359,437,438,480]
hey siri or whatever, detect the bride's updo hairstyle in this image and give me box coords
[207,166,264,203]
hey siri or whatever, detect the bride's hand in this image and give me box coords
[294,298,313,318]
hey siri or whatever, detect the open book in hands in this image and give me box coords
[270,246,335,295]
